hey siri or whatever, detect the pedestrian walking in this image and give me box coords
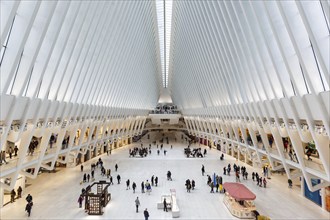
[10,189,16,203]
[151,175,154,186]
[77,195,83,208]
[80,164,83,172]
[17,186,22,198]
[155,176,158,187]
[144,208,149,220]
[201,165,205,176]
[25,202,32,217]
[115,164,118,172]
[87,174,90,182]
[145,180,152,195]
[263,178,267,188]
[14,145,18,156]
[117,174,121,184]
[141,181,145,193]
[110,176,113,185]
[132,182,137,193]
[135,197,140,213]
[126,179,130,190]
[192,180,195,190]
[210,182,214,193]
[167,171,172,181]
[163,198,168,212]
[236,171,240,182]
[8,146,13,159]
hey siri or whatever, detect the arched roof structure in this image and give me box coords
[0,0,329,195]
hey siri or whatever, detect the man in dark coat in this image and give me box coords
[155,177,158,187]
[163,198,168,212]
[25,202,32,217]
[17,186,22,198]
[144,208,149,220]
[10,189,16,203]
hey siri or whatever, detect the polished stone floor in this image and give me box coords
[1,133,329,220]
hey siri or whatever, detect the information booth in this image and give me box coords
[223,182,256,219]
[82,181,111,215]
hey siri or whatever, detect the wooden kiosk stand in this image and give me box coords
[82,181,111,215]
[223,182,257,219]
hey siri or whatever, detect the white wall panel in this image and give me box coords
[0,95,14,121]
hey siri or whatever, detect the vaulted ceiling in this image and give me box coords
[1,0,329,114]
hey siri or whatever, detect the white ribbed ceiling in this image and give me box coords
[1,0,162,110]
[1,0,329,112]
[169,0,329,110]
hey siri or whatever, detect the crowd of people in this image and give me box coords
[184,147,206,158]
[7,133,293,220]
[129,146,150,157]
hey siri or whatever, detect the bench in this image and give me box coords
[170,189,180,218]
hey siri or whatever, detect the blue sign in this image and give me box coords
[304,178,322,206]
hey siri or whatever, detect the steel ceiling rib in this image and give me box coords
[25,1,75,99]
[105,1,144,108]
[198,1,242,110]
[1,1,41,94]
[74,2,125,105]
[66,1,114,104]
[40,2,88,100]
[85,2,123,106]
[13,1,59,97]
[1,0,160,111]
[0,0,21,46]
[36,2,83,99]
[58,2,108,103]
[51,1,98,101]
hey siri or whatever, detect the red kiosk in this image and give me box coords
[223,182,256,219]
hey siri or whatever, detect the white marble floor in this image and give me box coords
[1,135,329,220]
